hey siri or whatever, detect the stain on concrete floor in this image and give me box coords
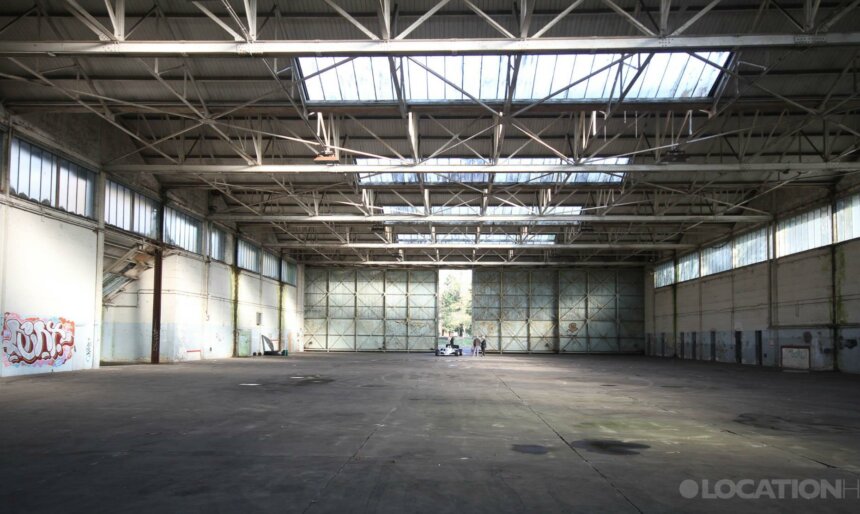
[570,439,651,455]
[511,444,550,455]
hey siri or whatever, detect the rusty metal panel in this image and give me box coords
[327,318,355,351]
[500,270,529,352]
[304,318,326,350]
[303,268,329,349]
[304,267,438,352]
[356,270,384,319]
[304,268,328,319]
[473,270,501,350]
[356,318,383,350]
[558,269,643,353]
[356,269,385,350]
[559,270,587,352]
[385,270,408,321]
[618,269,645,353]
[529,270,557,352]
[384,319,408,350]
[586,270,619,352]
[408,270,437,350]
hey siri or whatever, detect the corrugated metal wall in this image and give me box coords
[303,268,437,351]
[474,269,644,353]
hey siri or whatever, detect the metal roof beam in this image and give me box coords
[269,242,693,250]
[298,260,645,267]
[2,33,860,56]
[211,213,769,224]
[105,162,860,174]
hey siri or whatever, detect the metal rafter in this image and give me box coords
[3,33,860,56]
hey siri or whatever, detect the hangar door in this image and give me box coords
[303,268,437,351]
[472,269,644,353]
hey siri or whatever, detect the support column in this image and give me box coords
[150,195,164,364]
[831,191,840,371]
[150,246,163,364]
[231,235,239,357]
[92,172,105,368]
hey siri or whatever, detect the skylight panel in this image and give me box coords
[481,233,518,244]
[336,60,359,100]
[301,53,729,103]
[356,156,628,185]
[436,233,475,244]
[485,205,538,216]
[522,234,556,244]
[431,205,481,216]
[426,56,446,99]
[545,206,583,215]
[480,55,505,99]
[381,205,422,215]
[397,233,432,243]
[358,172,418,184]
[298,57,396,102]
[407,57,429,100]
[425,172,490,183]
[355,158,418,184]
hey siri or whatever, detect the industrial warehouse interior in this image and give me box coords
[1,1,860,512]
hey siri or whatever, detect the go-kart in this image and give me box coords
[435,344,462,356]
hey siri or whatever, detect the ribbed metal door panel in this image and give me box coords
[500,271,529,352]
[618,269,645,352]
[384,270,408,350]
[303,267,439,352]
[356,270,385,350]
[559,270,588,352]
[408,270,437,351]
[472,270,501,352]
[529,270,558,352]
[303,268,329,349]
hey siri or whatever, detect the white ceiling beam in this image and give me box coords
[2,33,859,56]
[299,260,645,267]
[210,214,770,223]
[268,242,693,250]
[105,162,860,174]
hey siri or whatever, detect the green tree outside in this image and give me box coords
[439,271,472,335]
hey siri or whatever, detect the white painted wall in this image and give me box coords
[236,271,281,355]
[282,283,300,353]
[202,261,234,359]
[160,254,234,361]
[0,205,99,376]
[648,242,860,371]
[101,269,154,363]
[102,253,235,362]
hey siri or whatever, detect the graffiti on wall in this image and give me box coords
[2,313,76,367]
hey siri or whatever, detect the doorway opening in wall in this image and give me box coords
[438,269,473,350]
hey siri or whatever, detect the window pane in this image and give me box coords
[9,138,95,218]
[776,206,832,257]
[677,252,699,282]
[654,260,675,288]
[733,227,769,267]
[164,207,202,253]
[209,226,227,261]
[262,251,280,280]
[237,240,261,272]
[701,242,732,276]
[836,193,860,242]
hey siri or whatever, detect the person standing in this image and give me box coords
[472,335,480,356]
[480,336,487,357]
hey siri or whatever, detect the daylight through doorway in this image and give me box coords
[438,269,472,347]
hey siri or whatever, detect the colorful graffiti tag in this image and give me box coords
[2,313,75,367]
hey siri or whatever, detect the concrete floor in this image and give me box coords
[1,354,859,513]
